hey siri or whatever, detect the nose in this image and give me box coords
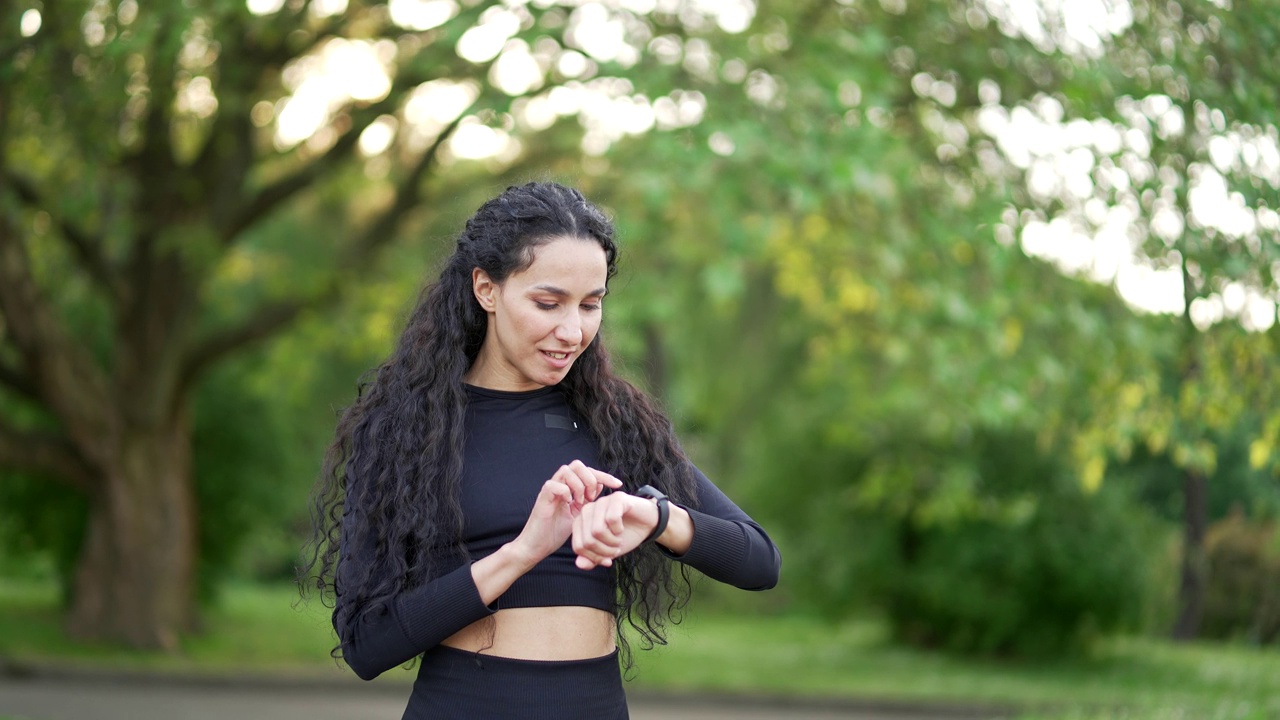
[554,311,583,346]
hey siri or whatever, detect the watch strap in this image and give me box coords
[635,484,670,545]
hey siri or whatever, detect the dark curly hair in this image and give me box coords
[301,181,700,671]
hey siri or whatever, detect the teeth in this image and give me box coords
[547,352,569,360]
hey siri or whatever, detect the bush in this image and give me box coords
[742,417,1160,657]
[1202,511,1280,644]
[875,432,1156,657]
[882,482,1153,656]
[192,354,329,598]
[0,470,89,605]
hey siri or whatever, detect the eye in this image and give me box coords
[581,303,602,312]
[534,301,557,310]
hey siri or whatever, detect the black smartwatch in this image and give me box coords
[635,485,670,545]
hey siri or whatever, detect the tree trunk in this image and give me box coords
[1173,468,1207,641]
[65,408,198,650]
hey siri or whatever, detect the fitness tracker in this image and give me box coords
[635,485,670,545]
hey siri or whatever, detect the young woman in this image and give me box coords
[304,181,780,719]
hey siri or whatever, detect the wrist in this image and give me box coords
[656,503,693,555]
[499,539,541,573]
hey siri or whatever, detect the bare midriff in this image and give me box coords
[441,606,616,660]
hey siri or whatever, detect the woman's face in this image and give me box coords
[466,236,609,391]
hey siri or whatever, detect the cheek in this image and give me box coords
[583,315,604,342]
[524,315,563,349]
[507,306,547,340]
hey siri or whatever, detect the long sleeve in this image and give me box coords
[336,508,496,681]
[663,465,781,591]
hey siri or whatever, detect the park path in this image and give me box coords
[0,674,1004,720]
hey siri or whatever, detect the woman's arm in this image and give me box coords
[339,462,621,680]
[339,560,493,681]
[570,465,781,591]
[658,466,781,591]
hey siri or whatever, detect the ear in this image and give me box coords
[472,268,498,312]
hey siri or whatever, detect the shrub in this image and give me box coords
[740,419,1162,656]
[882,481,1153,656]
[1202,512,1280,644]
[876,431,1156,657]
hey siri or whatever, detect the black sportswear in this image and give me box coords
[338,383,781,682]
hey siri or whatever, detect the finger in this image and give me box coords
[589,468,625,493]
[569,460,622,502]
[593,501,625,548]
[605,502,626,536]
[568,460,600,503]
[537,479,573,513]
[572,504,612,561]
[555,465,588,507]
[574,550,612,570]
[574,519,621,573]
[578,506,617,557]
[571,503,590,557]
[573,505,620,566]
[576,554,605,570]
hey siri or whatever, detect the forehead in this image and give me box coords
[512,236,608,288]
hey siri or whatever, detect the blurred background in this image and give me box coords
[0,1,1277,718]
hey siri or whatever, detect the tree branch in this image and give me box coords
[217,0,495,247]
[5,171,120,300]
[181,116,464,392]
[346,115,465,262]
[176,291,335,397]
[0,188,116,459]
[193,6,351,212]
[0,419,95,492]
[219,121,364,244]
[264,7,350,67]
[219,74,434,246]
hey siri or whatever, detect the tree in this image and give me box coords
[0,0,721,649]
[568,3,1158,640]
[977,0,1280,638]
[588,0,1278,647]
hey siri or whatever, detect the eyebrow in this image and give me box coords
[531,284,608,298]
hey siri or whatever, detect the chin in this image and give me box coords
[543,366,574,386]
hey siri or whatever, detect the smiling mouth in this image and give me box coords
[544,351,571,360]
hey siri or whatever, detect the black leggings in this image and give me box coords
[402,645,628,720]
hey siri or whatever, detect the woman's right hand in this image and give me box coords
[474,462,625,607]
[509,460,623,564]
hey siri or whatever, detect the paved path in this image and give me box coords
[0,674,1002,720]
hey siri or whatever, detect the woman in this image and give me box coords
[304,181,780,719]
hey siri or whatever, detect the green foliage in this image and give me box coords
[746,418,1158,657]
[0,352,317,606]
[5,0,1278,653]
[1201,513,1280,645]
[0,472,88,605]
[883,476,1154,657]
[1124,419,1280,525]
[192,356,307,598]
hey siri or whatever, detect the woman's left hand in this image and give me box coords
[570,491,661,570]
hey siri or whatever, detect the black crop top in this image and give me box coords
[460,384,613,612]
[338,384,781,681]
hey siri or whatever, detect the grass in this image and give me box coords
[631,613,1280,719]
[2,579,1278,720]
[0,578,351,680]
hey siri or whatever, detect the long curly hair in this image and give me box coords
[301,181,699,670]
